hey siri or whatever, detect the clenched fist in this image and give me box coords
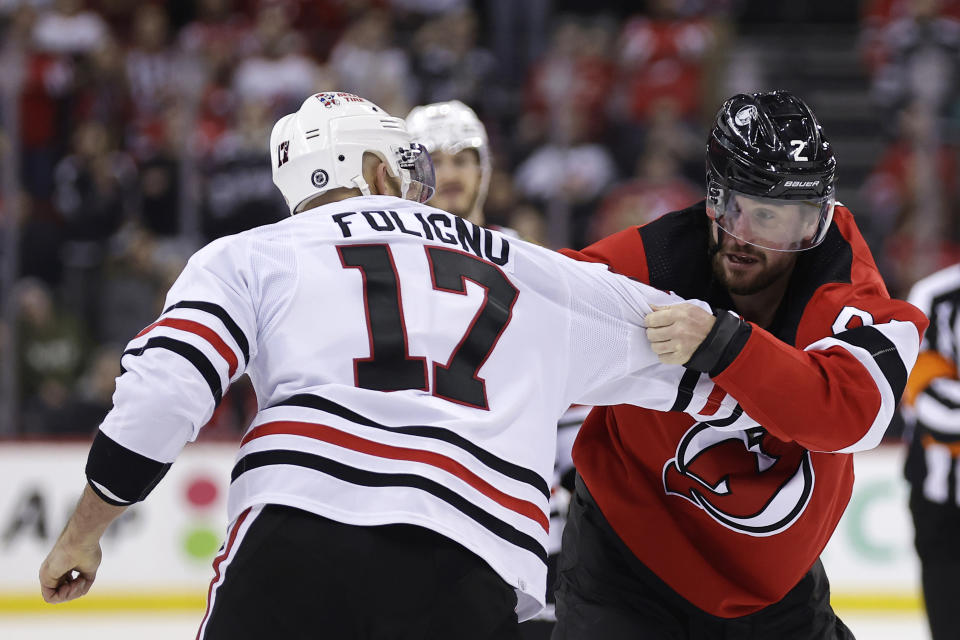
[39,484,127,604]
[645,303,716,365]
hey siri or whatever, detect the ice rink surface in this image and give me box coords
[0,610,932,639]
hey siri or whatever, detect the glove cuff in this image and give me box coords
[683,308,751,377]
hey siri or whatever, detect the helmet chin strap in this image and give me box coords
[351,174,373,196]
[352,167,415,200]
[708,221,724,260]
[399,172,413,201]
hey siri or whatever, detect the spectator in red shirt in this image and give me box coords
[589,147,700,244]
[615,0,714,124]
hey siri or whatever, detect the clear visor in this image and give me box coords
[395,143,436,204]
[706,187,835,252]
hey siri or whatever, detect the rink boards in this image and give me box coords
[0,441,921,613]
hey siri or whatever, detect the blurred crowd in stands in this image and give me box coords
[861,0,960,302]
[3,0,960,438]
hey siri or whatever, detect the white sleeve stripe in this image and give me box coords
[832,324,909,398]
[88,479,134,506]
[804,320,920,453]
[804,336,893,453]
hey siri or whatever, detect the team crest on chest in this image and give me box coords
[662,423,814,536]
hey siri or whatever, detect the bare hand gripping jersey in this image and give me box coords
[84,195,745,619]
[562,201,927,618]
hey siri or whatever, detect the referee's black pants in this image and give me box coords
[553,475,856,640]
[910,488,960,640]
[200,504,520,640]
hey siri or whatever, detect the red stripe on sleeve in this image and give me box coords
[241,420,550,532]
[697,385,728,417]
[138,318,239,377]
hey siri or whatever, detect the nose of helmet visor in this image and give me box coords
[706,183,835,252]
[396,142,436,204]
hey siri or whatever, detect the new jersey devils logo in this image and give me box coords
[663,423,814,537]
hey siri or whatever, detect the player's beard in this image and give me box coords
[710,241,795,296]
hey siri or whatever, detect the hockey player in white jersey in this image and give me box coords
[407,99,582,639]
[39,92,752,640]
[406,100,491,227]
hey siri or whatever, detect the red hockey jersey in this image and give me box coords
[562,201,928,617]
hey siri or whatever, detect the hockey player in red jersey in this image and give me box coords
[553,90,929,639]
[38,92,754,639]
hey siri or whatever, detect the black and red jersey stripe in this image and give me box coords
[233,393,552,566]
[164,300,250,365]
[230,448,549,566]
[136,317,239,377]
[271,393,551,499]
[122,300,251,405]
[240,419,549,532]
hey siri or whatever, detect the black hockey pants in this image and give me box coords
[553,475,856,640]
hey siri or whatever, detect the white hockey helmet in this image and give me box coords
[270,92,435,214]
[405,100,491,212]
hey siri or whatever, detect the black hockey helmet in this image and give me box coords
[706,90,837,251]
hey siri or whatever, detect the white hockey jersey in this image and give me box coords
[87,195,746,619]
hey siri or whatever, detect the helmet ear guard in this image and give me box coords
[270,92,435,215]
